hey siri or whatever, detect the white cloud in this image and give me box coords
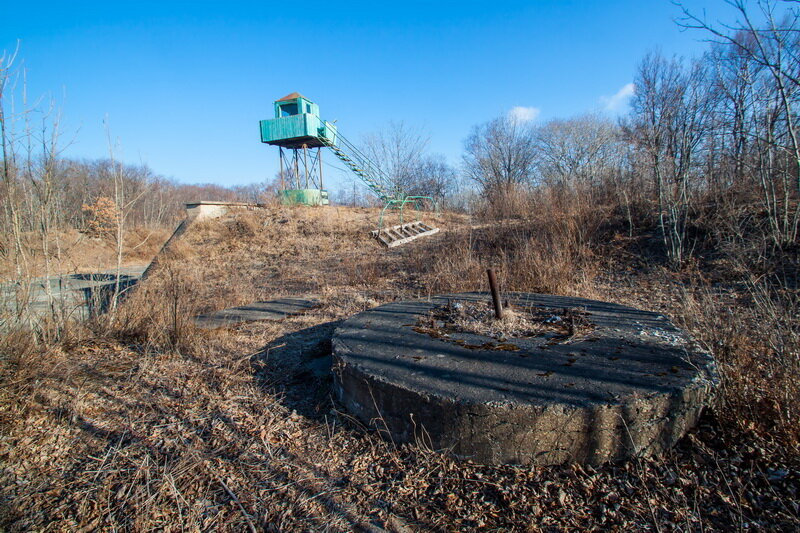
[601,83,635,112]
[508,106,540,123]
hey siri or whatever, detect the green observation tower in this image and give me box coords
[259,93,439,245]
[259,92,334,206]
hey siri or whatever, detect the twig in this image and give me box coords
[216,474,258,533]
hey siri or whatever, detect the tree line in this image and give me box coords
[3,157,267,233]
[461,0,800,267]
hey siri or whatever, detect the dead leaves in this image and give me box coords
[1,237,799,531]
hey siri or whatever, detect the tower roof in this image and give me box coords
[276,92,309,102]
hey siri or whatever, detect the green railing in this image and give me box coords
[316,131,439,230]
[377,195,439,230]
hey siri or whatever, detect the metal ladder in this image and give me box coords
[318,133,400,202]
[317,131,440,247]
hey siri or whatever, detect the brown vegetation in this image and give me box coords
[1,1,799,529]
[0,226,170,281]
[1,204,798,531]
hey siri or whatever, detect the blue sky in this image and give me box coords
[2,0,734,192]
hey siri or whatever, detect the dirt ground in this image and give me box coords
[1,206,798,531]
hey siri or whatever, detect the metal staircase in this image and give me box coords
[316,130,440,247]
[318,133,400,202]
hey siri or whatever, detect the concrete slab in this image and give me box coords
[194,297,320,329]
[332,292,717,466]
[0,266,146,326]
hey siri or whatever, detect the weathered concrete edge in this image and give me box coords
[331,326,719,466]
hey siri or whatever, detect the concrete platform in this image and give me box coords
[332,292,717,465]
[0,266,146,327]
[194,297,320,329]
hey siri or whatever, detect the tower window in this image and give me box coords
[280,103,299,116]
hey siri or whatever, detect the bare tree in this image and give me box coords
[462,114,537,210]
[362,121,429,195]
[0,46,28,280]
[707,38,757,190]
[406,154,456,201]
[361,121,456,203]
[30,97,66,333]
[533,113,623,189]
[678,0,800,246]
[0,46,76,337]
[624,52,712,265]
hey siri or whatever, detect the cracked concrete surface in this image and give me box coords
[332,292,717,465]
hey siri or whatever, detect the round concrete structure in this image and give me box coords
[332,292,717,465]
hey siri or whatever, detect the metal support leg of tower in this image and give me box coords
[279,147,285,190]
[303,144,309,189]
[319,148,323,190]
[293,150,300,189]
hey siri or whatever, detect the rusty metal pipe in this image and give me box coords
[487,268,503,319]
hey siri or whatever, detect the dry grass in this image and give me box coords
[417,300,594,341]
[674,281,800,442]
[0,227,171,281]
[1,205,799,531]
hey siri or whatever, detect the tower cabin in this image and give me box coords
[259,92,338,149]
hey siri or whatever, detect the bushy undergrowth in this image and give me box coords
[676,280,800,442]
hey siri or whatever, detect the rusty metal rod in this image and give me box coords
[487,268,503,319]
